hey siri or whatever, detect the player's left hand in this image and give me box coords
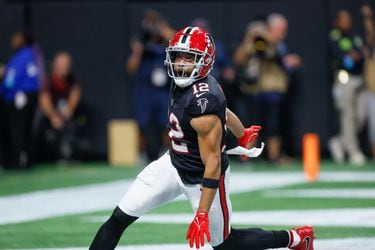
[186,211,211,249]
[239,125,262,148]
[238,125,262,161]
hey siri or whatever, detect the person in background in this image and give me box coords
[361,4,375,165]
[328,9,367,166]
[267,13,302,73]
[126,9,174,163]
[266,13,302,164]
[233,19,291,164]
[38,51,82,162]
[0,31,41,169]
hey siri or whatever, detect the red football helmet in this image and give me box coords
[165,26,216,87]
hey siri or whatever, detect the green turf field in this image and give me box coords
[0,159,374,249]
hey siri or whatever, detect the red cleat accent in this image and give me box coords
[289,226,315,250]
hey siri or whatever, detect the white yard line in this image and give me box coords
[0,172,305,225]
[82,208,375,227]
[264,188,375,199]
[319,171,375,182]
[5,238,375,250]
[1,171,375,225]
[0,180,133,225]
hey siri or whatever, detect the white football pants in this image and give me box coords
[118,151,232,247]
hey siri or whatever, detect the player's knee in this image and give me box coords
[213,228,258,250]
[213,237,231,250]
[111,206,138,226]
[213,230,235,250]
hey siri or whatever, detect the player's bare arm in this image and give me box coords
[226,107,262,149]
[226,108,245,138]
[190,114,222,212]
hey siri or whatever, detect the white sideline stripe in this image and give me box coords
[0,172,305,225]
[82,208,375,227]
[1,171,375,225]
[319,171,375,182]
[264,188,375,199]
[0,180,133,225]
[5,238,375,250]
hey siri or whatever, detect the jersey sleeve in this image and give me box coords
[188,92,224,118]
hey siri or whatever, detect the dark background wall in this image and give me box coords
[0,0,371,158]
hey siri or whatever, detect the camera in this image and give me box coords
[253,36,268,56]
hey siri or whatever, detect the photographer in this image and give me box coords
[233,20,288,164]
[234,21,286,93]
[126,9,174,163]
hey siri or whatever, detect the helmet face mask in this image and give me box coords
[166,50,204,87]
[165,27,215,88]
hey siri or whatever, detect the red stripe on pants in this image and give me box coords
[219,174,229,240]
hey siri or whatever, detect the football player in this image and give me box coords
[89,26,314,250]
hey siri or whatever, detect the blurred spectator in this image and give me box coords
[267,13,302,163]
[361,4,375,165]
[126,9,174,163]
[233,20,285,163]
[328,9,367,166]
[233,16,297,164]
[267,14,302,72]
[191,18,237,109]
[37,51,83,163]
[0,31,41,169]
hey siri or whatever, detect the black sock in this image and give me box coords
[89,206,138,250]
[214,228,289,250]
[272,230,290,247]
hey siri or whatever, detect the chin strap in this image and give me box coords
[174,78,194,88]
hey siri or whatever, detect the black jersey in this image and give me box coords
[168,75,229,184]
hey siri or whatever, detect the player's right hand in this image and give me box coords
[186,211,211,249]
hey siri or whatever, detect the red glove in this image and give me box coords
[186,211,211,249]
[238,125,262,160]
